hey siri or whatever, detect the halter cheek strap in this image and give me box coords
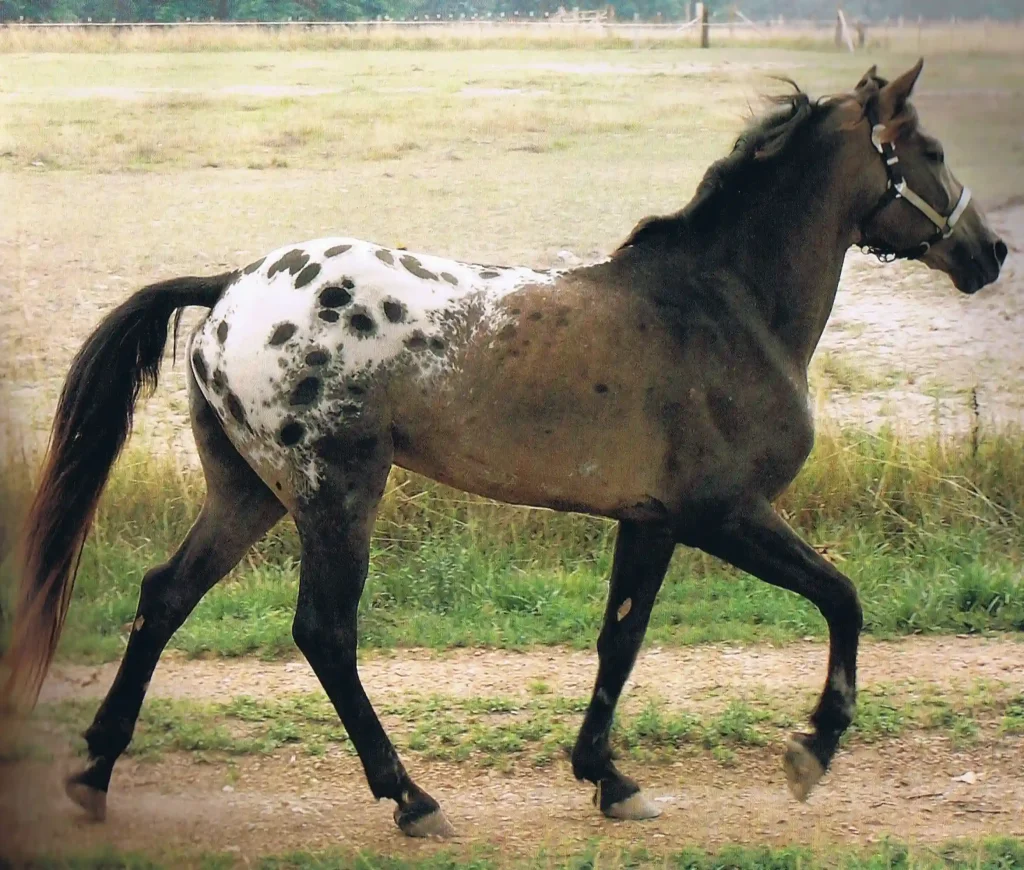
[859,112,972,262]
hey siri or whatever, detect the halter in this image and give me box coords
[858,105,972,262]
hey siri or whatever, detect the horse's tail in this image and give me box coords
[2,272,236,712]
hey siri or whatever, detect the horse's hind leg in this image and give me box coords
[290,434,452,838]
[697,498,863,801]
[65,383,286,820]
[571,521,675,820]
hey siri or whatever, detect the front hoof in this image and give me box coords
[65,775,107,822]
[604,790,662,820]
[783,735,825,802]
[394,800,455,839]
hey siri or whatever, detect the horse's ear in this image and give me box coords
[855,65,878,90]
[877,58,923,120]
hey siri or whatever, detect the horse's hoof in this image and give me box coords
[603,790,662,820]
[65,776,107,822]
[783,736,825,802]
[394,803,455,839]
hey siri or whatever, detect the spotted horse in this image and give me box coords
[4,61,1007,837]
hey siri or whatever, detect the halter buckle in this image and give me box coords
[871,124,887,154]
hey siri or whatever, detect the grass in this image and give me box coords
[2,48,1023,206]
[26,679,1023,770]
[14,838,1024,870]
[1,424,1023,664]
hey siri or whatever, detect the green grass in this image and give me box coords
[30,679,1023,770]
[2,426,1023,664]
[17,838,1024,870]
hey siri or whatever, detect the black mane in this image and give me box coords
[615,84,842,253]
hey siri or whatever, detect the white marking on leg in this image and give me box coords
[830,667,854,718]
[133,615,145,631]
[616,598,632,621]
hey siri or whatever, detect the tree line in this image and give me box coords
[2,0,1019,24]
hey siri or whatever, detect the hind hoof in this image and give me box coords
[604,790,662,820]
[394,803,455,839]
[783,736,825,802]
[65,777,107,822]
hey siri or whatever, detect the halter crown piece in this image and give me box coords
[858,104,972,262]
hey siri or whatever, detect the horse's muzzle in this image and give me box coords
[953,237,1007,295]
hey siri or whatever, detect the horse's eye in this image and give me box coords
[926,148,945,164]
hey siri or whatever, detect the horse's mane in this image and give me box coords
[614,82,849,253]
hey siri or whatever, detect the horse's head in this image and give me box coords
[853,59,1007,294]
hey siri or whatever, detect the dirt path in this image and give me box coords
[37,636,1024,712]
[3,638,1022,863]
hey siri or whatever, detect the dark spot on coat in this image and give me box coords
[497,323,517,341]
[269,322,297,346]
[349,312,376,335]
[440,272,459,285]
[706,388,743,444]
[528,311,543,321]
[319,309,340,323]
[347,382,366,396]
[324,244,352,257]
[280,420,305,446]
[510,307,521,315]
[375,249,395,266]
[479,270,501,279]
[216,321,229,344]
[354,436,378,456]
[320,285,352,308]
[382,299,406,323]
[305,349,331,367]
[294,262,321,289]
[290,376,322,407]
[594,383,609,394]
[555,315,569,328]
[400,254,438,281]
[191,352,208,383]
[429,337,446,355]
[243,257,266,275]
[224,392,248,427]
[211,369,227,393]
[311,435,346,462]
[340,402,362,418]
[267,249,310,279]
[405,332,428,351]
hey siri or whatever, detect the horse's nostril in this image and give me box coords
[994,239,1008,265]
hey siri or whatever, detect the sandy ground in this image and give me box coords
[2,637,1022,863]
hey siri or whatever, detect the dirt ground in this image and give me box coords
[2,637,1022,863]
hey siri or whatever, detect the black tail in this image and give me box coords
[2,272,236,711]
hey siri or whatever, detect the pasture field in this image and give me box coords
[1,41,1023,868]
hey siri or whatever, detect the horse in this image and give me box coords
[2,60,1007,837]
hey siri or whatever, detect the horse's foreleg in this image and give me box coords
[698,498,863,801]
[291,436,451,839]
[571,520,675,820]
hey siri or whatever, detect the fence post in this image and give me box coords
[698,2,709,47]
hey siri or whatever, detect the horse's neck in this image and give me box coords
[716,153,858,369]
